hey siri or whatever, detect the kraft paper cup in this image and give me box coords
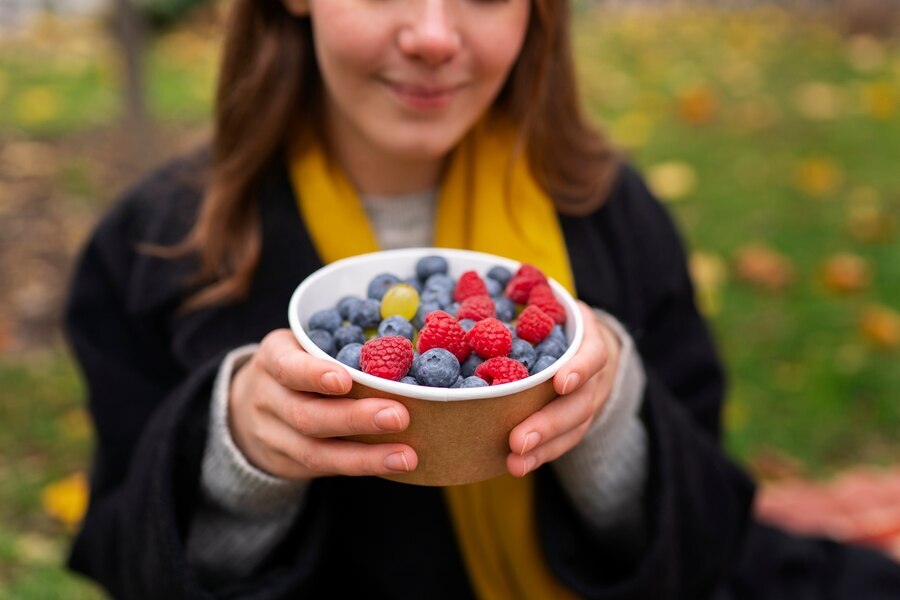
[288,248,584,486]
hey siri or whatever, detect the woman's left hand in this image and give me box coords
[507,301,621,477]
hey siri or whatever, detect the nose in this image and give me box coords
[397,0,462,66]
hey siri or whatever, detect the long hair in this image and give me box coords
[177,0,619,310]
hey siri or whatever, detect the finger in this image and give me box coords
[263,388,410,438]
[265,418,419,477]
[507,420,590,478]
[508,385,595,455]
[553,302,607,396]
[259,329,352,395]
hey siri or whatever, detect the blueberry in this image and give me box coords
[460,376,488,388]
[450,375,465,388]
[414,348,460,387]
[378,316,414,341]
[367,273,400,300]
[459,318,476,332]
[336,343,363,369]
[308,329,335,357]
[494,296,516,322]
[337,296,363,320]
[349,298,381,328]
[484,277,503,298]
[333,324,365,350]
[400,376,419,386]
[446,302,460,316]
[487,265,513,288]
[549,324,567,344]
[416,255,449,282]
[509,338,536,371]
[424,273,455,293]
[531,354,556,374]
[309,308,342,333]
[535,337,567,360]
[505,322,517,339]
[402,276,423,293]
[420,286,452,308]
[460,353,484,378]
[413,302,441,329]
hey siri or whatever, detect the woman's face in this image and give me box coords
[290,0,530,162]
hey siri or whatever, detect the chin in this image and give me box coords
[376,124,468,161]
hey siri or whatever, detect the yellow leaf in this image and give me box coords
[16,86,61,126]
[859,305,900,350]
[793,157,844,198]
[861,82,897,120]
[793,82,844,120]
[16,533,62,566]
[646,161,698,202]
[689,251,728,316]
[41,472,88,530]
[819,252,871,294]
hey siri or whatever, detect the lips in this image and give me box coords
[382,79,464,110]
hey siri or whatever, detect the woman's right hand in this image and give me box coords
[228,329,418,480]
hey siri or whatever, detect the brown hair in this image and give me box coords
[177,0,619,310]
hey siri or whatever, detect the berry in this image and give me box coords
[486,265,513,288]
[454,270,488,302]
[417,310,470,362]
[420,286,453,309]
[413,348,460,387]
[460,353,484,378]
[446,302,461,316]
[509,338,536,371]
[467,318,513,359]
[450,375,465,388]
[484,277,503,298]
[505,264,548,304]
[309,308,343,333]
[459,318,476,332]
[549,324,567,344]
[535,337,567,360]
[360,336,414,381]
[378,315,414,341]
[526,283,566,324]
[367,273,400,300]
[424,273,455,293]
[531,354,557,374]
[402,276,423,293]
[413,302,441,329]
[309,329,336,356]
[337,296,363,320]
[333,324,365,350]
[456,295,495,321]
[349,298,382,328]
[381,283,419,320]
[400,375,419,385]
[476,356,530,385]
[336,343,363,370]
[416,255,449,282]
[459,376,489,388]
[493,296,516,322]
[516,305,554,344]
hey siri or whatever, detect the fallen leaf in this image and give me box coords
[646,161,698,202]
[819,252,872,294]
[41,472,88,530]
[859,304,900,350]
[733,243,795,291]
[15,533,62,565]
[676,85,719,125]
[794,157,844,198]
[847,35,886,73]
[793,82,844,120]
[689,251,727,316]
[16,86,62,126]
[846,187,896,243]
[861,82,897,120]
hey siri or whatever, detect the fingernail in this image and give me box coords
[522,455,537,477]
[561,373,580,395]
[321,372,343,394]
[520,431,541,455]
[374,408,402,431]
[384,452,411,472]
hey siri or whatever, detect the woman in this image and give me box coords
[64,1,900,598]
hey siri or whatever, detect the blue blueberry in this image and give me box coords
[459,318,476,332]
[487,265,513,288]
[460,376,488,388]
[424,273,455,293]
[336,343,362,369]
[460,353,484,378]
[535,337,567,360]
[333,324,365,350]
[549,324,567,344]
[509,338,536,371]
[485,277,503,298]
[446,302,460,317]
[349,298,381,328]
[416,255,449,282]
[531,354,557,374]
[337,296,363,320]
[402,276,423,293]
[309,308,342,333]
[367,273,400,300]
[420,286,453,308]
[414,348,460,388]
[494,296,516,322]
[400,376,419,386]
[450,375,465,388]
[378,316,414,341]
[413,302,441,329]
[309,329,335,357]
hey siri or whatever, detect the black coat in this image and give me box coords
[64,154,900,599]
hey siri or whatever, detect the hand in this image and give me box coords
[507,301,620,477]
[228,329,418,480]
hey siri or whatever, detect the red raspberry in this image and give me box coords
[466,318,512,359]
[456,294,495,321]
[504,264,548,304]
[516,305,554,344]
[359,336,414,381]
[417,310,471,362]
[526,283,566,325]
[453,270,488,302]
[476,356,530,385]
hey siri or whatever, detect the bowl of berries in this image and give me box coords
[288,248,584,486]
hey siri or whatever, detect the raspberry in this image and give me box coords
[526,283,566,324]
[453,270,488,302]
[467,318,513,359]
[456,294,495,321]
[475,356,530,385]
[516,305,554,344]
[359,336,414,381]
[504,264,547,304]
[416,310,471,362]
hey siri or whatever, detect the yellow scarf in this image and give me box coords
[290,118,579,600]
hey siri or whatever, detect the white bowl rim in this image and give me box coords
[288,248,584,402]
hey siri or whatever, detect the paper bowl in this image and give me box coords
[288,248,584,486]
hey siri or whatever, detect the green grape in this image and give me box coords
[380,283,420,320]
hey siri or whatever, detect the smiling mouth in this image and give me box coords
[382,79,464,109]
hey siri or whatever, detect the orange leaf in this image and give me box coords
[733,243,794,292]
[819,253,871,294]
[676,85,718,125]
[41,472,88,530]
[859,305,900,350]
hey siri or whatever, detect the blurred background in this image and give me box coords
[0,0,897,596]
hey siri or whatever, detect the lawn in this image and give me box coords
[0,4,897,597]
